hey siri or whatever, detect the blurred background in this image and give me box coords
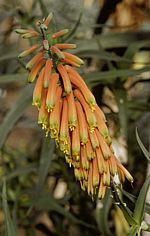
[0,0,150,235]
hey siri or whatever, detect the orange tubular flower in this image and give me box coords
[85,140,94,160]
[28,59,45,83]
[52,29,69,39]
[88,162,94,196]
[57,64,72,94]
[66,65,96,109]
[16,12,133,200]
[55,44,76,49]
[98,180,106,199]
[92,156,100,187]
[74,89,97,131]
[75,101,88,145]
[51,46,65,59]
[46,73,59,112]
[43,12,53,27]
[95,147,107,174]
[63,58,81,67]
[80,146,89,170]
[72,124,80,160]
[26,52,43,69]
[59,99,70,155]
[15,29,39,38]
[108,155,117,176]
[89,130,99,150]
[18,44,40,58]
[95,129,112,159]
[38,89,49,129]
[67,91,77,131]
[49,87,63,140]
[32,67,45,108]
[43,59,53,88]
[63,52,84,66]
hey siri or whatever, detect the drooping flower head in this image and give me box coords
[16,13,133,199]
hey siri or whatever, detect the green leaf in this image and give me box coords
[133,175,150,224]
[136,128,150,162]
[84,66,150,87]
[2,179,18,236]
[36,136,55,193]
[0,73,27,83]
[0,53,18,62]
[95,189,113,236]
[75,33,150,50]
[34,190,94,229]
[0,85,32,149]
[128,101,150,112]
[112,184,137,226]
[126,225,139,236]
[75,49,132,62]
[119,187,150,215]
[120,40,150,69]
[64,12,82,42]
[6,165,37,181]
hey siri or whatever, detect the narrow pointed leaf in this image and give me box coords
[120,187,150,215]
[133,175,150,224]
[0,85,33,148]
[126,225,139,236]
[2,180,18,236]
[76,49,132,62]
[84,66,150,86]
[64,12,82,42]
[0,73,27,83]
[36,137,55,193]
[95,189,113,236]
[112,184,137,226]
[34,191,94,229]
[136,128,150,162]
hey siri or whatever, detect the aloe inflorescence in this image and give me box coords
[16,12,133,199]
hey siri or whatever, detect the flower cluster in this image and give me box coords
[16,13,133,199]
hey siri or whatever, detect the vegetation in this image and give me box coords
[0,1,149,235]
